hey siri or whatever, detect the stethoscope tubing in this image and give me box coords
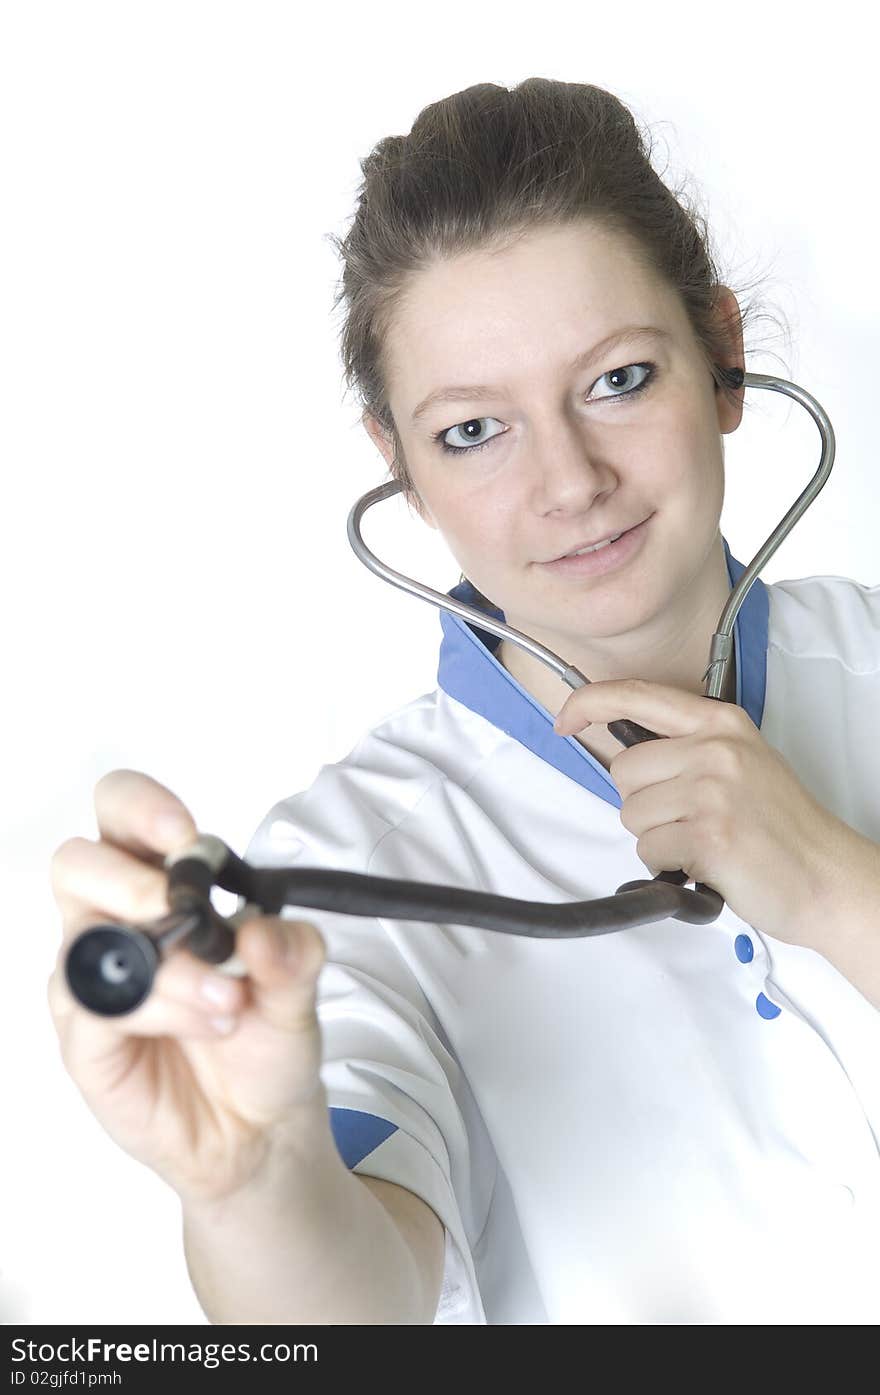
[65,370,835,1015]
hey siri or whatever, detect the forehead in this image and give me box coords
[382,221,680,392]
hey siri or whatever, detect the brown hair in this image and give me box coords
[328,77,790,586]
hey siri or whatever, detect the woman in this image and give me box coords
[49,79,880,1325]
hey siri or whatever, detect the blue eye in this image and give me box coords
[437,417,507,454]
[432,361,657,456]
[593,361,654,401]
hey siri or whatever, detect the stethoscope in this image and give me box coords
[65,368,835,1016]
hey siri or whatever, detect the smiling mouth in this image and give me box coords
[549,523,640,562]
[557,534,623,560]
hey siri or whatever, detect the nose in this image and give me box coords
[524,411,618,515]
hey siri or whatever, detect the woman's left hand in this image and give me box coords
[553,679,846,947]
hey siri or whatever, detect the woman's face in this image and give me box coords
[364,220,743,655]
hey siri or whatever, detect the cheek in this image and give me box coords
[656,410,724,514]
[425,474,521,553]
[427,502,523,601]
[443,514,514,571]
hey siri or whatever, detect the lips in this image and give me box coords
[549,526,632,562]
[537,516,651,578]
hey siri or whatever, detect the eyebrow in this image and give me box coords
[410,325,674,423]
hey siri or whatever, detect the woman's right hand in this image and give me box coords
[47,769,328,1206]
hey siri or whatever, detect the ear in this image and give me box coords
[361,411,396,473]
[711,286,746,436]
[361,412,438,529]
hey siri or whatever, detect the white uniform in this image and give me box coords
[243,539,880,1325]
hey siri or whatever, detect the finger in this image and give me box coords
[635,823,699,882]
[48,955,244,1086]
[151,945,248,1016]
[50,919,246,1037]
[618,774,693,838]
[51,838,250,1016]
[609,736,698,799]
[555,678,710,739]
[70,917,321,1043]
[50,836,172,937]
[232,913,326,1034]
[93,768,199,864]
[51,896,247,1021]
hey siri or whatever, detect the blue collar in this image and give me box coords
[437,539,769,810]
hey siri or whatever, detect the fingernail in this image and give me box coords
[210,1015,237,1034]
[200,976,238,1009]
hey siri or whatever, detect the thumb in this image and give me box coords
[232,913,327,1031]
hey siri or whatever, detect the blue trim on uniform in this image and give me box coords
[437,537,769,810]
[329,1107,398,1168]
[722,538,768,731]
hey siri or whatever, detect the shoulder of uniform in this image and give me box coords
[766,573,880,672]
[244,686,505,869]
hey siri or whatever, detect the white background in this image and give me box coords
[1,0,877,1323]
